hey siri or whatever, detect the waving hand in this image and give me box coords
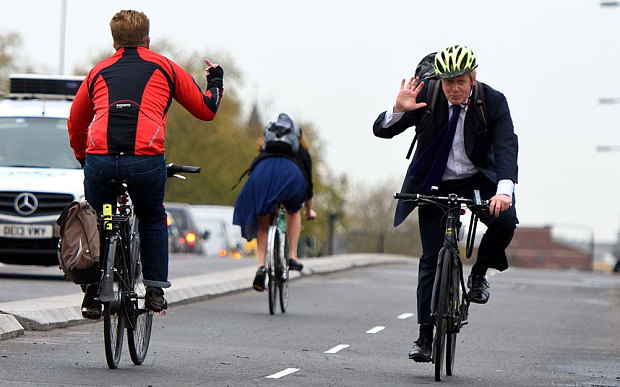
[393,77,427,113]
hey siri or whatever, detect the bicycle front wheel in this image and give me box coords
[433,248,451,381]
[127,225,153,365]
[103,239,126,369]
[279,261,289,313]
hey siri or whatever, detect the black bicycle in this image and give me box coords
[265,203,289,315]
[98,163,200,369]
[394,190,488,382]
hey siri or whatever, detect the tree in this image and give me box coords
[344,178,421,256]
[0,31,21,92]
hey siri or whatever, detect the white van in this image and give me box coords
[0,74,85,265]
[191,204,246,258]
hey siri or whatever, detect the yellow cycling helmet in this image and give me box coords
[434,43,478,79]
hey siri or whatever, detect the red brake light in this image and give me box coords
[218,249,228,257]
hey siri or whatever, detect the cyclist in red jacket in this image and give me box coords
[68,9,224,318]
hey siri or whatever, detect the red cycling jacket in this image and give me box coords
[68,46,223,159]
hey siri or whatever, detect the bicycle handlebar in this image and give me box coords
[393,192,490,208]
[166,163,201,178]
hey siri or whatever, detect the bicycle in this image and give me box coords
[98,162,200,369]
[265,203,289,315]
[394,189,488,382]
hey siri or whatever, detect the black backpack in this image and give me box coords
[406,52,489,159]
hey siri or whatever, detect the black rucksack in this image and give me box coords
[406,52,489,159]
[261,113,301,156]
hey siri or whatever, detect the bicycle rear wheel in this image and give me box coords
[433,249,451,381]
[266,226,279,315]
[127,225,153,365]
[102,239,126,369]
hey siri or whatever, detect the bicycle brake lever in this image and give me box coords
[172,174,186,180]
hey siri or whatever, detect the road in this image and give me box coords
[0,253,257,302]
[0,259,619,386]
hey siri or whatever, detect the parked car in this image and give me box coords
[0,74,85,266]
[191,205,245,258]
[164,202,206,254]
[166,211,184,254]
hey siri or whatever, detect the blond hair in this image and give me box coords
[110,10,149,48]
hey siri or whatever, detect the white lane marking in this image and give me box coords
[266,368,300,379]
[366,326,385,334]
[324,344,350,354]
[398,313,414,320]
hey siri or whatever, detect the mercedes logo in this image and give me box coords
[14,192,38,216]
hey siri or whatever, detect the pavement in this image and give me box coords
[0,254,413,340]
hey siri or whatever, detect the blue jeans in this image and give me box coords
[84,154,170,288]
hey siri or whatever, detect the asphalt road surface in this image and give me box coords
[0,253,256,302]
[0,260,619,386]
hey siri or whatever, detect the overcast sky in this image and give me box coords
[1,0,619,242]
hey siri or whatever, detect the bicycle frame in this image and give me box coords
[394,190,488,381]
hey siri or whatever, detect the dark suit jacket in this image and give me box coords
[373,81,518,226]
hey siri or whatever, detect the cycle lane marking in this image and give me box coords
[366,326,385,334]
[398,313,414,320]
[324,344,350,354]
[266,368,300,379]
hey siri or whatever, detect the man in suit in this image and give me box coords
[372,43,518,362]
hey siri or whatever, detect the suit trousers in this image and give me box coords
[416,173,518,324]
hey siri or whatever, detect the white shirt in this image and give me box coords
[381,105,514,197]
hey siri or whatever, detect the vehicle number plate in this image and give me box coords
[0,224,53,239]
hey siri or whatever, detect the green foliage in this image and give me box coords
[0,31,21,92]
[344,178,422,256]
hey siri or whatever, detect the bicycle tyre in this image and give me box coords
[103,239,126,369]
[433,248,451,381]
[266,226,279,315]
[446,252,461,376]
[279,236,289,313]
[127,224,153,365]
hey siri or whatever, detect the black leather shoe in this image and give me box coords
[288,258,303,271]
[81,284,101,320]
[408,336,432,362]
[468,274,490,304]
[253,266,266,292]
[145,287,168,312]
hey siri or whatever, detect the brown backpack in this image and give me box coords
[56,200,100,284]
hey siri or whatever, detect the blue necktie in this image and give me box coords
[408,104,462,193]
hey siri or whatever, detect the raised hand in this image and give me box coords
[393,76,427,113]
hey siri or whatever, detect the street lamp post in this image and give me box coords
[58,0,67,75]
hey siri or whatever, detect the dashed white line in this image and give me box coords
[398,313,414,320]
[324,344,350,354]
[366,326,385,334]
[266,368,300,379]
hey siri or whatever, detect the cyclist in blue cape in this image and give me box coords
[372,43,518,362]
[233,113,316,291]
